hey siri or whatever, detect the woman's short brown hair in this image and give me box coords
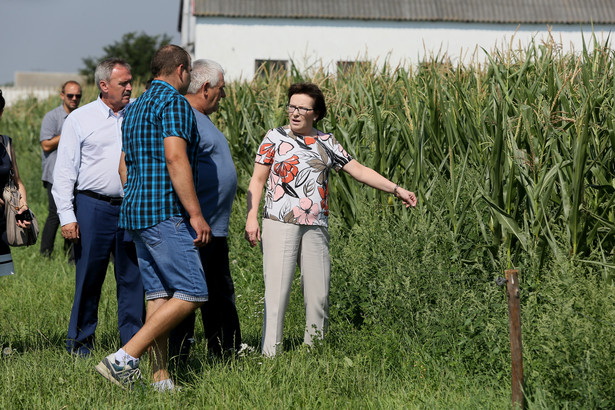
[288,83,327,122]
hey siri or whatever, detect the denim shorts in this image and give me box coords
[130,216,208,302]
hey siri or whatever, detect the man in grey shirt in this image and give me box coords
[169,59,242,360]
[39,81,81,260]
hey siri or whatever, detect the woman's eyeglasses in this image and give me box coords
[286,104,313,115]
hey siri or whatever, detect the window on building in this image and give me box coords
[255,59,288,77]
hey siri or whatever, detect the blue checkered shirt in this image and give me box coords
[119,80,199,230]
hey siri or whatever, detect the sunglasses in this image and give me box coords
[66,94,82,99]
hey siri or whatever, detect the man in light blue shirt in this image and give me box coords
[39,80,81,260]
[169,59,242,359]
[52,58,144,357]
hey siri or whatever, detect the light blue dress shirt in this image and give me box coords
[52,96,127,226]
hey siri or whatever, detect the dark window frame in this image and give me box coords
[255,59,288,77]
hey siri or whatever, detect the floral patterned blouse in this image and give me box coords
[255,126,353,227]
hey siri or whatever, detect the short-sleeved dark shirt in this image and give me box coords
[0,137,12,189]
[119,80,199,230]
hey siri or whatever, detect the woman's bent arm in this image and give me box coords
[245,163,271,246]
[10,144,31,228]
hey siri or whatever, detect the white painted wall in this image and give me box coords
[1,86,56,107]
[191,17,614,80]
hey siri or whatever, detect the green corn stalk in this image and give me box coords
[201,37,613,269]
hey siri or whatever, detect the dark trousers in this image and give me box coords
[66,193,145,356]
[0,210,14,277]
[40,181,74,261]
[169,236,241,359]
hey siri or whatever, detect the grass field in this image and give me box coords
[1,200,613,408]
[0,39,614,408]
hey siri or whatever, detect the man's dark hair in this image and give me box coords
[151,45,191,78]
[288,83,327,122]
[0,89,4,112]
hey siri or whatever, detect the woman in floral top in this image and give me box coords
[245,83,417,356]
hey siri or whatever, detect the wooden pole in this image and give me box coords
[505,269,524,409]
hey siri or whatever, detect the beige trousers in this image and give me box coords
[261,219,331,356]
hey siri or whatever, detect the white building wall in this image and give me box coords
[180,0,197,55]
[2,87,56,107]
[193,17,614,80]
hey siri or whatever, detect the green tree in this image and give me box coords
[80,31,173,84]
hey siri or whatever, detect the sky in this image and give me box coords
[0,0,181,85]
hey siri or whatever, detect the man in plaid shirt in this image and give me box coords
[95,45,211,392]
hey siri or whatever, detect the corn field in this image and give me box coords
[1,37,614,408]
[214,37,615,273]
[4,37,612,274]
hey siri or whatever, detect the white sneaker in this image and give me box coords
[95,353,142,390]
[152,378,181,393]
[238,343,256,357]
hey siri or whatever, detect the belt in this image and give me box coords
[78,190,123,205]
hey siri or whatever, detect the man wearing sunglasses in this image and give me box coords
[39,81,82,261]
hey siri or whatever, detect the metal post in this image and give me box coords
[505,269,524,409]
